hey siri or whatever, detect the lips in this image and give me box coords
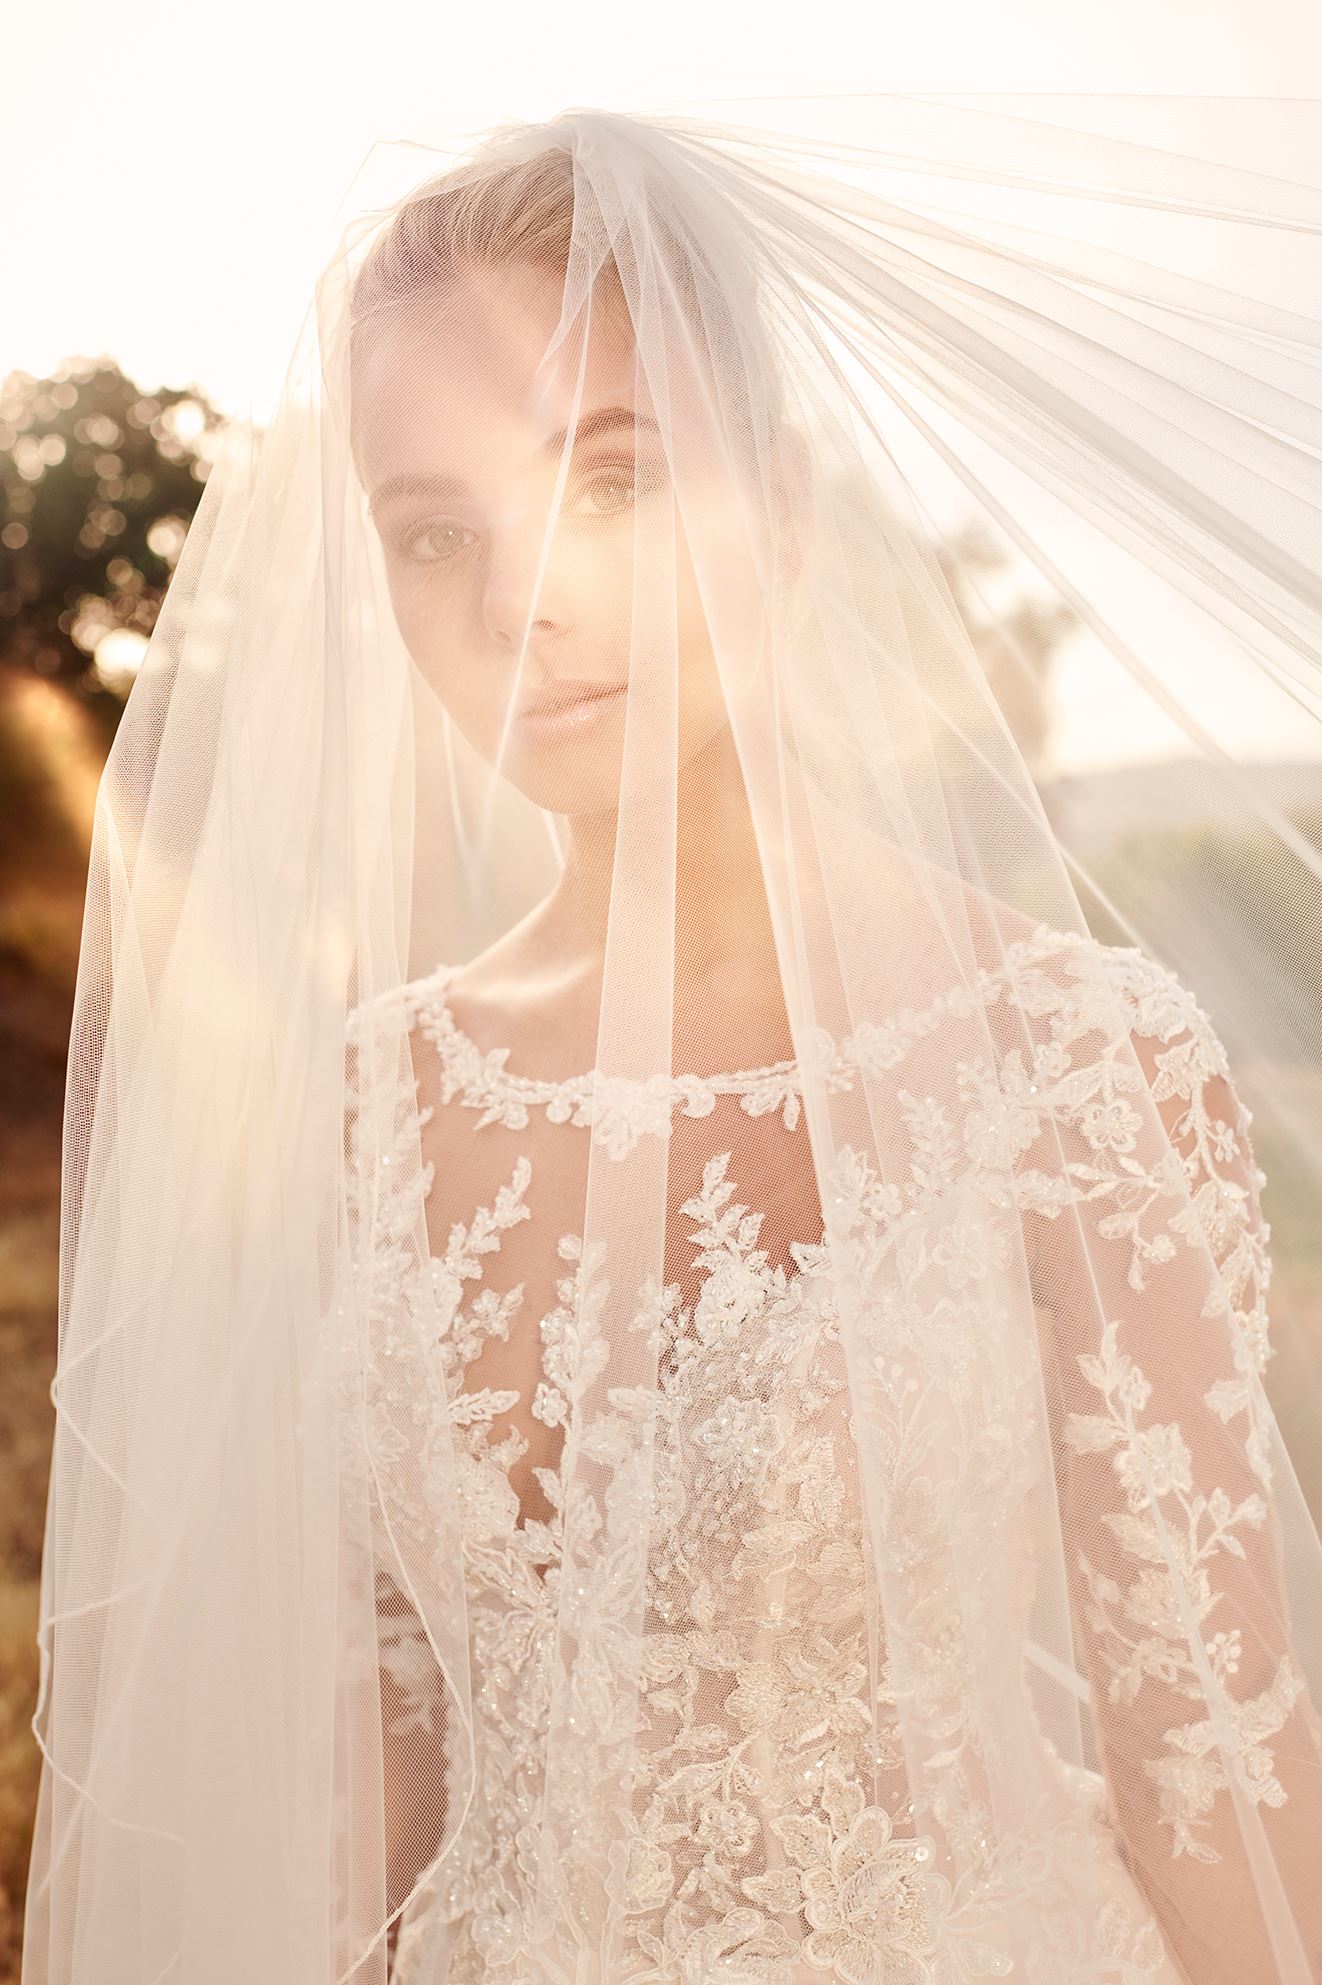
[514,681,628,739]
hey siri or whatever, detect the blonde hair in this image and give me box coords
[347,116,786,450]
[351,131,615,323]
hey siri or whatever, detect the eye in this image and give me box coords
[573,464,635,517]
[572,457,667,518]
[397,518,475,565]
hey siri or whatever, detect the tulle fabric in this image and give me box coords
[22,99,1322,1983]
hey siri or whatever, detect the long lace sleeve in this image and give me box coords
[1026,946,1322,1981]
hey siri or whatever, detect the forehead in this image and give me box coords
[354,262,641,492]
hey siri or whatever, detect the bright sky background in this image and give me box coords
[4,0,1320,773]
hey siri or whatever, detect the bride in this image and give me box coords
[24,104,1322,1984]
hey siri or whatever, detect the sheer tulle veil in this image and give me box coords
[21,95,1322,1984]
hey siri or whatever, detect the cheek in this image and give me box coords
[384,565,508,735]
[676,574,721,705]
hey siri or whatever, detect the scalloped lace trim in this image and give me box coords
[388,922,1118,1158]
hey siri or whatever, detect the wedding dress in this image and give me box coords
[24,99,1322,1985]
[350,919,1290,1984]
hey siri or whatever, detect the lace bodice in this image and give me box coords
[343,925,1302,1985]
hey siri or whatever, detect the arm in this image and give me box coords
[377,1571,454,1974]
[1027,961,1322,1981]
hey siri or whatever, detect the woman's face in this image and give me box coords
[357,260,766,816]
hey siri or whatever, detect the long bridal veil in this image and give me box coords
[22,97,1322,1983]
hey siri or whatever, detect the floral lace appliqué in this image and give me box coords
[343,924,1291,1981]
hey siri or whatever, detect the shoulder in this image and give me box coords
[1031,930,1217,1043]
[856,890,1223,1075]
[1010,927,1238,1105]
[345,964,451,1049]
[986,924,1244,1136]
[1002,932,1263,1268]
[863,906,1252,1187]
[838,846,1217,1064]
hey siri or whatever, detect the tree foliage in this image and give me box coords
[0,359,223,698]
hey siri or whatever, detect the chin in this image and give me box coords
[493,736,632,817]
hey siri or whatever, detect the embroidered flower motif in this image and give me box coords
[727,1660,791,1732]
[623,1832,675,1913]
[1115,1422,1193,1503]
[667,1906,804,1983]
[1077,1095,1143,1155]
[692,1393,785,1487]
[957,1052,1042,1171]
[772,1777,949,1985]
[930,1217,997,1292]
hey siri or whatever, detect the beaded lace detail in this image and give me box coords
[403,962,813,1156]
[399,930,1115,1161]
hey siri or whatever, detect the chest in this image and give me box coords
[412,1085,834,1547]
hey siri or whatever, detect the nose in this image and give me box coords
[481,503,568,655]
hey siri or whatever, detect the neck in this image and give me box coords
[545,722,785,990]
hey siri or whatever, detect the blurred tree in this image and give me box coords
[0,359,224,724]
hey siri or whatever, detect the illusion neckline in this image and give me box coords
[353,925,1124,1159]
[403,962,821,1152]
[420,962,806,1090]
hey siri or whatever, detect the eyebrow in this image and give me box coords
[368,405,662,513]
